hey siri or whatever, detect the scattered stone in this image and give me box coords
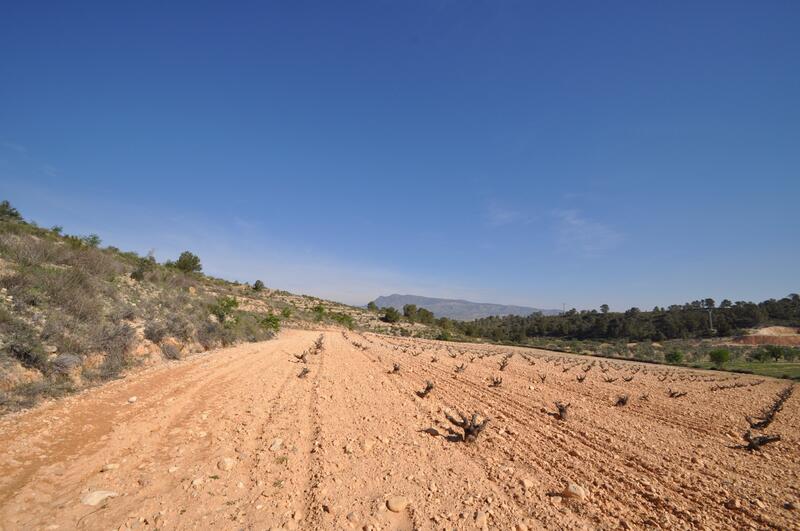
[217,457,236,471]
[347,512,358,522]
[128,396,138,404]
[515,523,529,531]
[562,482,588,501]
[81,490,118,506]
[191,477,204,487]
[360,439,375,452]
[725,498,741,511]
[475,510,488,528]
[344,443,355,455]
[784,501,796,511]
[101,463,119,472]
[386,496,408,512]
[520,478,533,490]
[168,466,179,474]
[270,438,284,452]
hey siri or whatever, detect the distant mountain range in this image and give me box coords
[371,294,561,321]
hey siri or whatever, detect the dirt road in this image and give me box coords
[1,329,798,530]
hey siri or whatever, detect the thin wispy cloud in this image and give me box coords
[41,164,59,177]
[554,209,622,255]
[1,141,27,154]
[485,200,529,227]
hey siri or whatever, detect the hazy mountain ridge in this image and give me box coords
[372,294,560,320]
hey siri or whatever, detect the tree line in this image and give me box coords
[451,295,800,342]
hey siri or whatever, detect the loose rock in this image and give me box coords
[562,482,588,501]
[217,457,236,471]
[386,496,408,512]
[81,490,118,506]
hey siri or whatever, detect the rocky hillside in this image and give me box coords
[0,202,437,413]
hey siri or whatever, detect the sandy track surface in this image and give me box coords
[1,329,798,530]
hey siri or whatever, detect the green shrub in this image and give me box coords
[312,304,326,322]
[329,312,354,329]
[260,313,281,333]
[210,296,238,324]
[253,280,265,292]
[665,350,684,364]
[708,348,731,367]
[281,307,292,318]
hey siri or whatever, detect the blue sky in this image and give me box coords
[1,1,798,310]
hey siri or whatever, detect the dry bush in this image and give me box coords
[144,321,168,344]
[94,323,136,379]
[0,375,77,412]
[445,410,489,443]
[161,343,182,360]
[554,401,570,421]
[416,381,434,398]
[2,320,47,371]
[741,431,780,451]
[667,388,687,398]
[1,266,103,321]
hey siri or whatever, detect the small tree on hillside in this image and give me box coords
[381,307,401,323]
[764,345,784,362]
[367,301,378,311]
[416,307,435,324]
[253,280,265,292]
[82,234,102,247]
[0,200,22,221]
[709,348,730,367]
[174,251,202,273]
[403,304,418,322]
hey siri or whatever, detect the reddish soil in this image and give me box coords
[1,329,798,530]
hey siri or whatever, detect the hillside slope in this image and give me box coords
[373,294,560,320]
[0,207,438,413]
